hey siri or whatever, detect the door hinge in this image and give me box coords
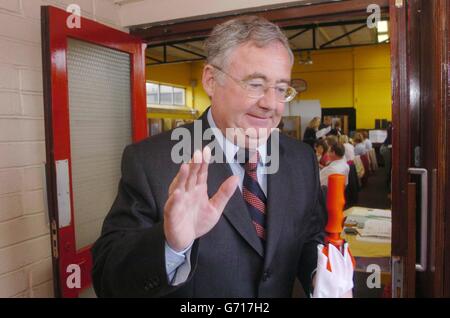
[395,0,404,8]
[392,256,404,298]
[51,220,59,259]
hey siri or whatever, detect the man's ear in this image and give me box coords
[202,64,216,97]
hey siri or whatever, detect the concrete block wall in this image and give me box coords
[0,0,124,298]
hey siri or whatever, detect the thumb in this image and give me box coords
[210,175,239,213]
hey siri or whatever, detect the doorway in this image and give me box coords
[133,0,448,298]
[41,0,448,297]
[138,0,394,298]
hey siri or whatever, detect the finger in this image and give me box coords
[197,146,211,185]
[210,175,239,212]
[164,188,183,217]
[168,163,189,195]
[186,150,202,191]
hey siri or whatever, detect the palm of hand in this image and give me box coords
[164,147,238,252]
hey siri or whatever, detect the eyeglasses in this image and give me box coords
[211,65,297,103]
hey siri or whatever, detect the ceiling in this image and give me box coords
[114,0,338,27]
[137,0,390,66]
[145,19,389,66]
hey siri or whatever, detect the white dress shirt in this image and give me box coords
[207,109,268,196]
[164,108,268,284]
[319,158,350,187]
[364,139,373,151]
[343,143,355,162]
[354,143,367,156]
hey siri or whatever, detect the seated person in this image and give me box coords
[353,132,367,156]
[326,135,338,148]
[320,142,350,187]
[314,139,330,168]
[339,135,355,162]
[362,130,373,151]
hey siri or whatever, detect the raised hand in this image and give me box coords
[163,146,239,252]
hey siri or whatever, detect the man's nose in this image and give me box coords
[257,87,279,110]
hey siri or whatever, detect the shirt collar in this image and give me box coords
[330,158,347,166]
[207,108,267,165]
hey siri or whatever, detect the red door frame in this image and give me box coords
[41,6,147,297]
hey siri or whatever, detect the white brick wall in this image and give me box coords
[0,0,21,14]
[0,0,124,298]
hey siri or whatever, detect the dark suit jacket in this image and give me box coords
[92,109,326,298]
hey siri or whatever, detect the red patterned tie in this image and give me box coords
[242,152,267,242]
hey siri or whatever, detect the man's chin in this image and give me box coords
[233,127,273,149]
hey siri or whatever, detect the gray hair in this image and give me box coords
[204,15,294,74]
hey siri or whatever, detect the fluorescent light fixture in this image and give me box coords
[377,20,389,33]
[378,34,389,43]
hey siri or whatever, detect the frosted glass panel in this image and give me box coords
[67,39,131,250]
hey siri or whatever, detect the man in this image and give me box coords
[92,16,326,298]
[362,130,373,151]
[316,117,332,139]
[319,117,332,131]
[329,120,342,137]
[319,143,350,187]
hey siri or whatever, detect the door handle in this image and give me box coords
[408,168,428,272]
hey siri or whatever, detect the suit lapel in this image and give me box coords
[263,134,290,267]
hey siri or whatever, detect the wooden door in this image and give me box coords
[390,0,447,297]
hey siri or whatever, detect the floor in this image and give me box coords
[357,166,391,210]
[351,165,392,298]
